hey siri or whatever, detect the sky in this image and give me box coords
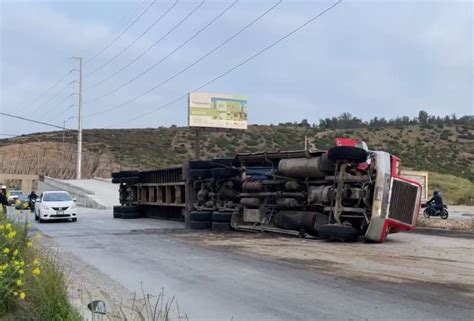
[0,0,472,136]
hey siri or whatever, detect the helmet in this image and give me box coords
[434,191,439,196]
[1,185,6,189]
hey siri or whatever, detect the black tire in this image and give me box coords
[189,160,215,170]
[318,224,360,242]
[212,212,233,223]
[111,177,121,184]
[112,170,140,178]
[121,206,138,213]
[72,218,77,222]
[188,169,212,180]
[441,209,449,220]
[121,211,141,219]
[189,211,212,221]
[211,168,240,178]
[113,206,122,219]
[212,221,230,231]
[327,146,369,164]
[34,213,39,221]
[423,208,430,218]
[189,220,212,229]
[120,176,139,184]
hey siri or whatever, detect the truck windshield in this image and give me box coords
[43,193,72,202]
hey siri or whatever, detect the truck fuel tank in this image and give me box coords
[278,157,326,178]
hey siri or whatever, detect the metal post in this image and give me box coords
[75,57,83,179]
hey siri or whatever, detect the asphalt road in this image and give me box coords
[25,208,473,321]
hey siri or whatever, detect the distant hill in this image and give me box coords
[0,114,473,204]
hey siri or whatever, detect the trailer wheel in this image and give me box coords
[111,177,121,184]
[211,168,240,178]
[121,211,141,219]
[327,146,368,164]
[188,169,212,179]
[212,221,231,231]
[112,170,140,178]
[189,160,215,170]
[121,206,138,213]
[212,212,233,222]
[189,211,212,221]
[113,206,122,219]
[189,220,212,229]
[318,224,360,242]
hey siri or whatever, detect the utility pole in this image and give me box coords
[72,57,83,179]
[62,116,75,165]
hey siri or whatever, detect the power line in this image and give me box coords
[85,0,179,79]
[107,0,342,127]
[86,0,205,92]
[0,112,68,130]
[28,81,75,115]
[13,72,71,113]
[85,0,281,117]
[84,1,156,66]
[86,0,237,104]
[107,1,149,37]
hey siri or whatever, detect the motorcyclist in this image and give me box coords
[426,191,444,214]
[28,190,38,210]
[0,188,8,213]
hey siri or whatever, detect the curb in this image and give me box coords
[412,227,474,239]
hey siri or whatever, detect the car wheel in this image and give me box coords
[35,212,39,221]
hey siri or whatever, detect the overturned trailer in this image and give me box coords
[112,141,421,242]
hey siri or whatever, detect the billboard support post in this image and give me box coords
[194,127,201,160]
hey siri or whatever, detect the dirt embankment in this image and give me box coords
[0,142,122,179]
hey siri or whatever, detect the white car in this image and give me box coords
[35,191,77,223]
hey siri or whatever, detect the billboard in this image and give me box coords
[401,170,429,201]
[188,92,247,130]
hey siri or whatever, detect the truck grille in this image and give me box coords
[388,179,418,225]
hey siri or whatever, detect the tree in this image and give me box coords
[418,110,429,124]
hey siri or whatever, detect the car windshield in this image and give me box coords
[19,195,29,201]
[10,191,22,196]
[43,193,72,202]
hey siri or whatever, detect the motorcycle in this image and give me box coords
[29,198,37,212]
[423,203,448,219]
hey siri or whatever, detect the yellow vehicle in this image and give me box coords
[15,195,30,210]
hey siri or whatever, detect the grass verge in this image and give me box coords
[429,172,474,205]
[0,207,81,321]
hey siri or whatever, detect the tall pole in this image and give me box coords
[76,57,83,179]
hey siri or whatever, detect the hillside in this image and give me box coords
[0,122,473,203]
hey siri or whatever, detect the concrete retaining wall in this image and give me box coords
[41,177,108,209]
